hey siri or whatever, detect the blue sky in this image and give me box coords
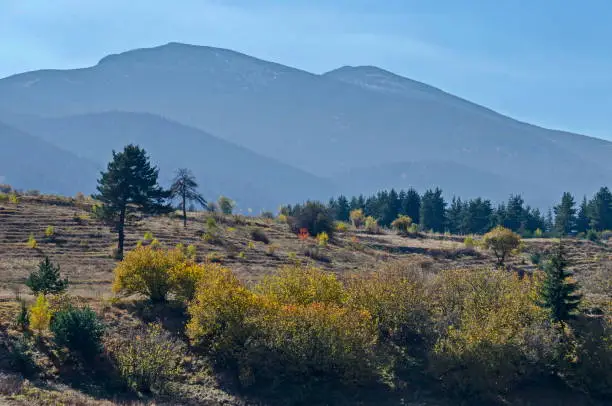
[2,0,611,140]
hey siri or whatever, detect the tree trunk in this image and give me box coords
[117,206,126,260]
[182,191,187,228]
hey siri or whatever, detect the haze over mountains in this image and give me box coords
[1,42,610,210]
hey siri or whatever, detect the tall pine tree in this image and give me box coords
[95,145,172,259]
[588,186,612,231]
[575,196,590,234]
[539,242,581,323]
[553,192,576,235]
[420,188,446,232]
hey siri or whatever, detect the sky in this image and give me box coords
[2,0,612,140]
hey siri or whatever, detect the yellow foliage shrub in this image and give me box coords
[27,234,37,249]
[345,262,435,351]
[430,269,557,396]
[112,246,186,303]
[316,231,329,247]
[169,262,229,303]
[391,215,412,234]
[482,226,521,266]
[335,221,348,232]
[186,266,260,355]
[349,209,365,229]
[45,225,55,238]
[244,302,379,387]
[29,294,52,333]
[255,265,345,306]
[364,216,380,234]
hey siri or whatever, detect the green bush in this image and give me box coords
[586,229,600,242]
[110,323,183,394]
[26,257,68,295]
[50,306,105,360]
[364,216,380,234]
[289,201,335,238]
[250,228,270,244]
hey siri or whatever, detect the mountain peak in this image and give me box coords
[323,65,446,97]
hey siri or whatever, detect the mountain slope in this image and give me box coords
[0,121,99,194]
[0,42,610,205]
[5,111,335,211]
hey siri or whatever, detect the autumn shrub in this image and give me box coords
[112,245,186,303]
[242,302,379,390]
[429,269,560,397]
[335,221,349,232]
[50,306,105,361]
[350,209,365,229]
[345,262,436,358]
[44,225,55,238]
[391,215,412,235]
[250,228,270,244]
[26,234,37,249]
[482,226,521,266]
[255,265,345,306]
[186,266,260,358]
[29,294,51,333]
[463,236,475,248]
[169,262,222,303]
[364,216,380,234]
[316,231,329,247]
[109,323,183,394]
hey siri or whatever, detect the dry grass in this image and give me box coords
[1,197,610,310]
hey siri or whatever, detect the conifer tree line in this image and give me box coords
[325,186,612,236]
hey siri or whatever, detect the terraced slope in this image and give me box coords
[0,196,610,313]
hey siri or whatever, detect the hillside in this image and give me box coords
[0,121,99,195]
[3,111,335,211]
[0,196,610,406]
[1,42,611,206]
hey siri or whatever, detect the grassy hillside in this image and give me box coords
[0,196,610,405]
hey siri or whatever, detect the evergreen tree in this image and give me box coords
[464,198,493,234]
[380,189,400,227]
[538,242,582,323]
[420,188,446,232]
[94,145,172,260]
[170,168,207,227]
[504,195,526,232]
[575,196,590,234]
[588,186,612,231]
[553,192,577,235]
[335,195,350,222]
[545,209,554,233]
[446,197,465,234]
[26,257,68,295]
[401,188,421,225]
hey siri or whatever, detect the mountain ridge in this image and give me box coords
[1,42,610,207]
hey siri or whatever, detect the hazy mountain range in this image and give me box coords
[1,42,610,210]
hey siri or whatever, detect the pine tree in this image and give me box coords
[539,242,581,323]
[504,194,526,232]
[335,195,350,222]
[588,186,612,231]
[446,197,464,234]
[420,188,446,232]
[575,196,590,234]
[553,192,576,235]
[170,168,207,227]
[94,145,172,260]
[26,257,69,295]
[401,188,421,225]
